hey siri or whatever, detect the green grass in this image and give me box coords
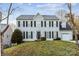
[3,41,79,56]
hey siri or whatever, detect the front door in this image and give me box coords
[37,31,41,39]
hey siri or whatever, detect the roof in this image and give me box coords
[16,14,59,20]
[0,24,7,31]
[1,25,9,35]
[59,22,72,31]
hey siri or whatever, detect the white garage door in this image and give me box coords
[61,33,72,41]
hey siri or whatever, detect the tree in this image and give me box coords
[0,3,19,55]
[11,29,23,44]
[66,3,79,47]
[0,3,13,55]
[56,9,67,20]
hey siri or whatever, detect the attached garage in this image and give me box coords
[61,32,72,41]
[59,22,73,41]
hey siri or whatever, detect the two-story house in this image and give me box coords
[16,13,73,41]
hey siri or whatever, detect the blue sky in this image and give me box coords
[0,3,79,25]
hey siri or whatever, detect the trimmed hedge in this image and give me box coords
[41,37,46,41]
[54,37,61,40]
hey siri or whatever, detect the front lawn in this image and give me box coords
[3,41,79,56]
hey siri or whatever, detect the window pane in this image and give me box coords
[56,32,58,38]
[26,21,28,27]
[44,21,46,27]
[31,21,33,27]
[49,21,51,27]
[31,31,33,39]
[34,21,36,27]
[49,31,51,38]
[18,21,20,27]
[23,31,25,39]
[23,21,25,27]
[45,31,46,38]
[52,31,54,38]
[26,31,28,39]
[41,21,43,27]
[56,21,58,27]
[52,21,53,27]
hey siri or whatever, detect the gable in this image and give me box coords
[33,13,44,20]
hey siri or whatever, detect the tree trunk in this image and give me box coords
[1,34,3,56]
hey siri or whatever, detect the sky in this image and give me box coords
[0,3,79,25]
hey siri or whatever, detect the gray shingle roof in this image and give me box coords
[16,15,59,20]
[16,15,34,20]
[43,15,59,20]
[59,22,72,31]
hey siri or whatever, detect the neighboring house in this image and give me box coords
[16,13,73,41]
[0,24,13,46]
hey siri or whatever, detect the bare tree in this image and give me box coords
[0,3,19,55]
[66,3,79,47]
[56,9,67,20]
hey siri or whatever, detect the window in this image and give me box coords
[26,21,28,27]
[34,21,36,27]
[45,31,46,38]
[44,21,46,27]
[23,21,25,27]
[56,21,58,27]
[52,21,53,27]
[56,32,58,38]
[23,31,25,39]
[31,21,33,27]
[52,31,54,38]
[49,21,51,27]
[41,21,43,27]
[31,31,33,39]
[49,31,51,38]
[26,31,28,39]
[18,21,20,27]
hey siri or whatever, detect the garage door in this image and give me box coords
[61,33,72,41]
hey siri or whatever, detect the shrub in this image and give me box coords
[11,29,23,44]
[35,39,41,42]
[54,37,61,40]
[3,45,10,49]
[41,37,46,41]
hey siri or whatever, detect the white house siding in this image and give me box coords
[17,20,59,41]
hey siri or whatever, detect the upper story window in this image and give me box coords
[41,21,43,27]
[52,21,53,27]
[44,21,46,27]
[56,21,58,27]
[26,21,28,27]
[34,21,36,27]
[18,21,20,27]
[23,21,25,27]
[49,21,51,27]
[31,21,33,27]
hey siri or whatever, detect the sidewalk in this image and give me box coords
[70,41,76,43]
